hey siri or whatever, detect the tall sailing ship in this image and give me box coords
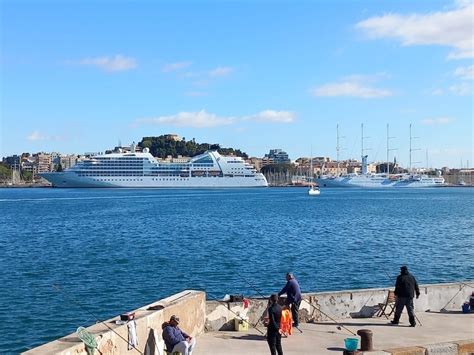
[317,124,445,188]
[41,147,268,188]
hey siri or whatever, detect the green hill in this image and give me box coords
[138,135,248,159]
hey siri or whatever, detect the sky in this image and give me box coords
[0,0,473,168]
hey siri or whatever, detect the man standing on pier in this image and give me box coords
[391,266,420,327]
[278,272,302,328]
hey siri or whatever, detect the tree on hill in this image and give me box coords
[0,164,12,181]
[138,135,248,159]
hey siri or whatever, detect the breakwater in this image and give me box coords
[24,281,473,354]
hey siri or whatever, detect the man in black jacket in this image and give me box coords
[391,266,420,327]
[266,294,283,355]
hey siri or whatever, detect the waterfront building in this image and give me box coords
[60,155,78,169]
[2,155,21,169]
[262,149,290,165]
[248,157,263,171]
[34,153,53,173]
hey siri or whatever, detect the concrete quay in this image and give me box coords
[24,282,474,355]
[196,311,474,354]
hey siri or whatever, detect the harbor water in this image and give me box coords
[0,187,473,353]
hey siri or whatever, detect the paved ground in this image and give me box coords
[194,310,474,354]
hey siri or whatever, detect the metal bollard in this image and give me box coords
[357,329,373,351]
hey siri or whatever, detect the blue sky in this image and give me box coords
[1,0,472,168]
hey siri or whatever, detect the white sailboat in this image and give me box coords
[308,152,320,196]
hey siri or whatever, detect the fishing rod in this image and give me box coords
[235,273,303,334]
[207,293,265,335]
[52,284,144,354]
[441,282,474,311]
[237,273,356,336]
[382,270,423,326]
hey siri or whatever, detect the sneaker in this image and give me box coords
[390,321,399,325]
[410,324,416,327]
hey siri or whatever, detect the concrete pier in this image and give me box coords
[23,281,474,355]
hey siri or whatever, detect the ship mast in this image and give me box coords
[361,123,370,175]
[336,124,345,176]
[386,124,396,175]
[336,124,340,176]
[409,123,421,173]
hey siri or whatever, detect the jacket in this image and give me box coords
[395,271,420,298]
[162,325,189,351]
[278,279,302,303]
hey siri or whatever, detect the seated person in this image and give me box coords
[162,315,196,355]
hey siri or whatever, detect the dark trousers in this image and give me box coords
[267,327,283,355]
[393,297,416,325]
[287,300,301,326]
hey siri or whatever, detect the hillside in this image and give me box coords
[138,135,248,159]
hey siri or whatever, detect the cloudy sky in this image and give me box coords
[1,0,472,168]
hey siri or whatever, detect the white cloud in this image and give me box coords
[135,110,235,128]
[449,82,472,95]
[311,75,393,98]
[185,91,208,97]
[355,2,474,59]
[26,131,63,141]
[431,88,444,95]
[454,65,474,80]
[421,117,455,125]
[162,61,192,73]
[244,110,296,123]
[208,66,234,77]
[78,55,137,72]
[27,131,48,141]
[134,109,296,128]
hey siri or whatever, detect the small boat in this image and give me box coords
[307,150,320,196]
[308,185,320,196]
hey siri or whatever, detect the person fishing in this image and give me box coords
[162,315,196,355]
[278,272,302,328]
[391,266,420,327]
[265,294,284,355]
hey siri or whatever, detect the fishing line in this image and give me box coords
[382,270,422,326]
[207,293,265,335]
[236,273,356,336]
[52,284,144,354]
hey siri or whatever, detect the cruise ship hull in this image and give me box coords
[41,172,268,188]
[317,175,445,188]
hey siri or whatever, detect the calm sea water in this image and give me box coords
[0,187,473,353]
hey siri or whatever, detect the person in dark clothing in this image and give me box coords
[278,272,302,327]
[266,294,283,355]
[162,315,196,355]
[391,266,420,327]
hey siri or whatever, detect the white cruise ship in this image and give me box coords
[41,149,268,188]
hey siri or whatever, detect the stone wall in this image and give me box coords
[205,281,473,331]
[24,290,206,355]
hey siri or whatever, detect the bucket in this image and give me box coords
[344,337,359,351]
